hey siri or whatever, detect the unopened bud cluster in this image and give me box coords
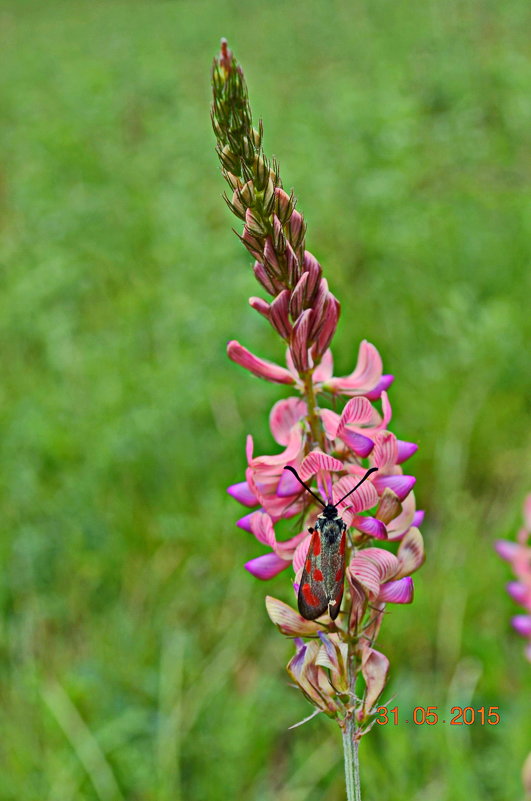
[212,40,339,373]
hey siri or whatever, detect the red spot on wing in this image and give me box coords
[312,535,321,556]
[313,568,324,582]
[339,532,346,555]
[335,566,343,582]
[305,558,312,573]
[301,583,321,607]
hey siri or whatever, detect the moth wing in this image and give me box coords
[322,528,345,620]
[297,529,329,620]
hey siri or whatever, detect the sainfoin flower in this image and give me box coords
[495,495,531,662]
[212,40,424,798]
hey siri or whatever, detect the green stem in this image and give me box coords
[301,369,325,449]
[342,721,361,801]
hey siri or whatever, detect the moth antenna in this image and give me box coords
[283,466,326,508]
[336,467,378,506]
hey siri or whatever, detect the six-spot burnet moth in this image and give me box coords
[283,465,378,621]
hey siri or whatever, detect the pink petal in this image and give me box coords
[512,615,531,638]
[351,515,387,539]
[249,296,270,318]
[265,596,322,636]
[349,548,399,599]
[300,451,343,481]
[325,340,383,395]
[293,533,312,575]
[275,528,309,556]
[373,474,416,502]
[333,475,379,513]
[237,511,259,532]
[396,440,419,464]
[395,527,425,578]
[227,341,295,384]
[371,431,398,470]
[251,427,304,468]
[412,510,425,527]
[320,408,340,440]
[365,374,394,401]
[269,397,307,446]
[313,349,334,384]
[361,646,389,712]
[378,577,414,604]
[338,396,374,428]
[245,553,290,580]
[340,429,375,457]
[276,468,302,497]
[313,294,340,357]
[227,481,259,507]
[249,511,277,548]
[495,540,519,562]
[507,582,529,606]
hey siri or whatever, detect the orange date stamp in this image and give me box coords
[376,706,501,726]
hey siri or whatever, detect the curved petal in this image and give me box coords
[351,515,387,539]
[266,596,322,636]
[338,396,374,429]
[227,340,295,384]
[293,533,312,575]
[249,511,277,548]
[371,431,398,470]
[396,440,419,464]
[269,397,307,445]
[227,481,259,507]
[313,349,334,384]
[276,468,303,497]
[333,475,379,513]
[412,510,425,527]
[511,615,531,638]
[395,527,425,578]
[365,374,394,401]
[340,429,374,457]
[237,510,260,532]
[373,474,416,502]
[361,646,389,712]
[378,576,414,604]
[251,427,304,468]
[245,553,290,580]
[300,451,344,480]
[324,340,383,395]
[320,408,340,440]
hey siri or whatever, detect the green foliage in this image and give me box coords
[0,1,530,798]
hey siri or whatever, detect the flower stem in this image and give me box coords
[342,716,361,801]
[301,369,325,449]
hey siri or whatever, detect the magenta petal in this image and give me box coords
[511,615,531,638]
[245,553,290,580]
[277,468,301,497]
[373,474,416,502]
[507,582,528,605]
[365,375,394,401]
[227,481,259,507]
[378,577,414,604]
[237,511,260,532]
[412,510,425,527]
[351,515,387,539]
[494,540,519,562]
[227,340,295,384]
[341,430,375,457]
[396,440,419,464]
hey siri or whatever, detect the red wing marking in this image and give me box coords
[312,536,321,556]
[313,568,324,582]
[339,532,346,555]
[305,558,311,573]
[301,583,321,608]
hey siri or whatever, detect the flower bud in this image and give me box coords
[219,144,240,172]
[245,208,267,238]
[249,296,271,319]
[240,228,264,261]
[272,215,287,254]
[274,187,294,224]
[290,309,313,372]
[269,290,292,339]
[289,272,309,318]
[287,209,306,251]
[253,261,280,296]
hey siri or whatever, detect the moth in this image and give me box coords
[284,465,378,620]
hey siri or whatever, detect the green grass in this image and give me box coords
[0,1,530,798]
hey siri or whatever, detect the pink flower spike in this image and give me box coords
[365,374,395,401]
[324,340,383,396]
[227,481,259,507]
[396,440,419,464]
[373,474,416,502]
[378,577,414,604]
[511,615,531,638]
[227,341,295,384]
[495,540,519,562]
[245,553,290,580]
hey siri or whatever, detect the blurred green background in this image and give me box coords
[1,1,530,799]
